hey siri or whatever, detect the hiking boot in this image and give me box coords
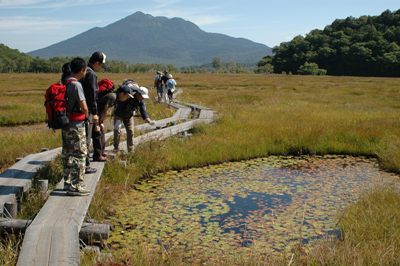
[67,184,91,196]
[93,155,107,162]
[63,181,71,191]
[85,167,97,174]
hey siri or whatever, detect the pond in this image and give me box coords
[107,156,399,260]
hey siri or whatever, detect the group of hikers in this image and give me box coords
[54,51,172,196]
[154,70,177,103]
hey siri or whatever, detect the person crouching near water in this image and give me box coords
[113,79,155,152]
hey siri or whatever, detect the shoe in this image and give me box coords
[93,155,107,162]
[67,184,91,196]
[85,167,97,174]
[63,182,71,191]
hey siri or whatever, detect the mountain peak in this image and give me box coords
[29,12,272,66]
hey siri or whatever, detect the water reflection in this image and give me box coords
[108,156,399,258]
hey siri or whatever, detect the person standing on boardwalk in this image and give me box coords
[97,79,117,158]
[154,71,164,103]
[62,57,91,196]
[161,70,169,102]
[80,51,107,167]
[113,80,155,152]
[165,73,177,103]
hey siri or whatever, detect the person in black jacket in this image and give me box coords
[113,80,155,152]
[80,51,106,171]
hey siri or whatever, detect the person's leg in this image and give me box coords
[68,123,90,195]
[61,128,72,190]
[92,125,104,161]
[162,85,168,102]
[157,86,163,103]
[100,127,106,156]
[84,120,91,166]
[125,116,134,152]
[113,116,123,151]
[84,119,97,173]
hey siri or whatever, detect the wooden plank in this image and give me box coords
[17,162,105,266]
[105,118,212,153]
[0,218,110,242]
[198,110,214,121]
[0,148,61,213]
[103,106,191,140]
[173,100,212,111]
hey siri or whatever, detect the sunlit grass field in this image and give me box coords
[89,73,399,265]
[0,73,174,171]
[1,73,400,265]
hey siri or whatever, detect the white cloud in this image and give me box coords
[147,5,231,26]
[0,0,48,7]
[0,0,117,8]
[152,0,181,8]
[0,16,99,32]
[189,15,230,26]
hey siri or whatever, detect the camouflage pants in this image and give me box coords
[61,122,87,186]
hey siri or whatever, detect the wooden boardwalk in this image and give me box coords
[0,105,192,216]
[15,101,214,265]
[0,148,61,217]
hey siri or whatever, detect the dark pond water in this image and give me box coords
[108,156,399,259]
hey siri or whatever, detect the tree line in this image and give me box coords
[0,44,179,73]
[257,9,400,77]
[0,44,252,74]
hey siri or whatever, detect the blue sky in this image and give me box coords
[0,0,398,53]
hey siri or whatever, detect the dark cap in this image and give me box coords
[89,51,106,64]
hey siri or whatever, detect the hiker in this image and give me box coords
[80,51,107,166]
[153,71,164,103]
[161,70,169,102]
[60,62,71,85]
[113,79,155,152]
[97,79,117,158]
[165,73,177,103]
[62,57,90,196]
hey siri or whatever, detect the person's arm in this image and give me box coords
[76,83,89,118]
[79,100,89,118]
[137,101,151,121]
[82,70,99,122]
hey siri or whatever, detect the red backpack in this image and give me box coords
[44,82,69,129]
[98,78,115,98]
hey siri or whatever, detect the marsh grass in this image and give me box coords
[87,74,400,265]
[1,73,400,264]
[0,124,60,172]
[305,186,400,266]
[0,234,22,266]
[0,73,174,171]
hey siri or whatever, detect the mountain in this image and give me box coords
[29,12,272,66]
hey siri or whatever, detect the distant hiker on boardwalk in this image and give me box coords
[62,57,91,196]
[154,71,164,103]
[81,51,107,167]
[97,78,117,158]
[161,70,169,102]
[113,79,155,152]
[165,73,177,103]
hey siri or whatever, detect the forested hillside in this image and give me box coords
[257,9,400,76]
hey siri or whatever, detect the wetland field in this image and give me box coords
[0,73,399,265]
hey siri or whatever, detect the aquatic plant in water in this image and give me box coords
[107,156,399,260]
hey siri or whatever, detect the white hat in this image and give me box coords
[135,86,149,99]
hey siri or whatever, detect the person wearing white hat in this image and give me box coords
[113,79,155,152]
[165,73,177,103]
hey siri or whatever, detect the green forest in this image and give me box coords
[0,44,249,74]
[257,9,400,77]
[0,44,178,73]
